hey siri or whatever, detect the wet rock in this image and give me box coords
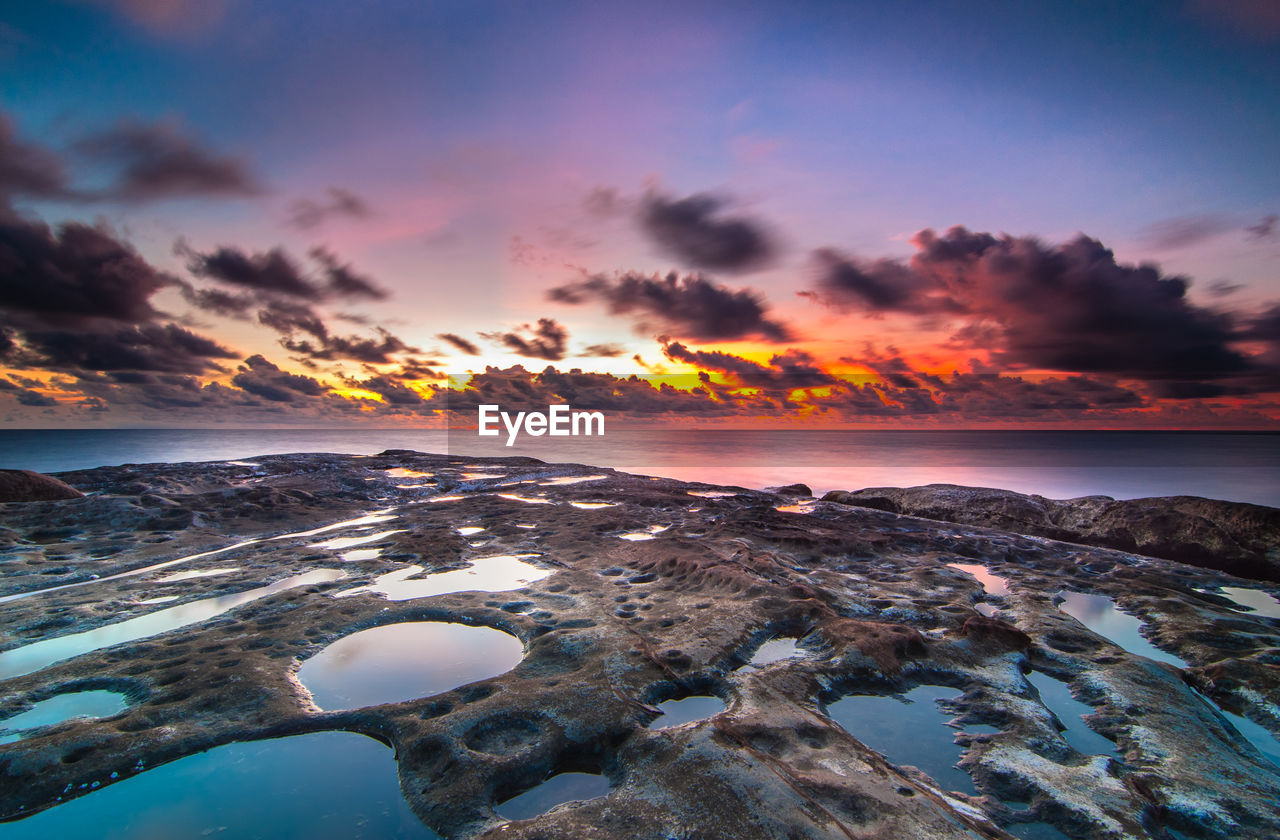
[823,484,1280,581]
[0,453,1276,839]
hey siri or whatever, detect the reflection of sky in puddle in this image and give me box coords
[1217,586,1280,620]
[299,622,523,709]
[1025,671,1118,758]
[496,493,554,505]
[312,529,406,550]
[457,526,485,536]
[1009,823,1073,840]
[652,696,725,728]
[514,523,536,529]
[0,691,130,745]
[1057,591,1188,667]
[1189,688,1280,770]
[270,511,396,540]
[686,490,737,498]
[975,603,1000,617]
[946,563,1010,596]
[0,731,440,839]
[538,475,608,486]
[824,684,978,795]
[569,501,616,510]
[619,525,669,541]
[385,468,433,479]
[741,638,808,671]
[340,548,381,562]
[0,570,344,680]
[775,503,815,513]
[496,772,610,822]
[428,495,465,502]
[461,472,504,480]
[224,461,259,467]
[338,555,550,601]
[137,595,178,605]
[154,567,239,583]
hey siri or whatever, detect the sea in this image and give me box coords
[0,428,1277,507]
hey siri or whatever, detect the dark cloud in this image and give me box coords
[230,354,327,402]
[183,243,386,302]
[349,374,425,405]
[308,247,387,300]
[807,226,1264,395]
[0,116,69,200]
[580,342,626,357]
[481,318,569,361]
[281,327,415,364]
[73,120,260,201]
[185,245,321,299]
[176,283,256,319]
[1138,215,1237,250]
[639,192,774,272]
[287,188,371,230]
[437,332,481,355]
[257,300,329,338]
[21,323,236,374]
[1246,214,1277,240]
[13,387,56,407]
[549,270,792,342]
[0,215,169,326]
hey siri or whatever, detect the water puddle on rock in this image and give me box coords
[495,493,554,505]
[569,501,616,510]
[619,525,670,542]
[461,473,505,480]
[1218,707,1280,769]
[0,691,130,745]
[456,526,486,536]
[686,490,737,498]
[0,731,440,839]
[823,684,979,795]
[538,475,608,486]
[651,696,726,728]
[775,502,816,514]
[340,548,382,562]
[0,570,345,680]
[947,563,1010,596]
[1025,671,1118,759]
[153,567,239,583]
[312,529,406,551]
[1216,586,1280,620]
[975,604,1000,617]
[495,772,610,822]
[741,638,810,671]
[1057,591,1187,667]
[385,468,433,479]
[298,621,524,709]
[338,555,551,601]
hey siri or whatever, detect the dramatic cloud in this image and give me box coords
[74,120,260,201]
[437,332,481,355]
[287,188,371,230]
[808,226,1267,395]
[20,323,236,374]
[230,354,326,402]
[281,327,415,364]
[0,215,169,326]
[639,192,774,272]
[481,318,569,361]
[0,116,69,200]
[549,271,792,342]
[183,244,386,303]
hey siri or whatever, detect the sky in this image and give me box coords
[1,0,1278,428]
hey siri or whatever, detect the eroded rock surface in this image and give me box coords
[824,484,1280,582]
[0,470,84,504]
[0,452,1277,839]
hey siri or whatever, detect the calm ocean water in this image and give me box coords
[0,428,1276,507]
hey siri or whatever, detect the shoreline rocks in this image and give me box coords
[823,484,1280,582]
